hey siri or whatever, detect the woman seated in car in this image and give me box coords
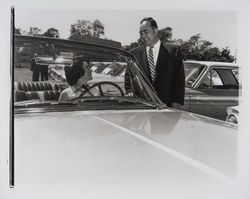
[59,56,93,102]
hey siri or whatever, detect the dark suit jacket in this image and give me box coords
[125,43,185,107]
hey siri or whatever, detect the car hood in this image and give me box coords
[13,109,238,197]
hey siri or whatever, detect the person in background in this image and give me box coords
[40,64,49,81]
[30,53,41,81]
[125,17,185,109]
[58,57,93,102]
[40,43,56,81]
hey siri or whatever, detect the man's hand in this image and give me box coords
[125,93,134,97]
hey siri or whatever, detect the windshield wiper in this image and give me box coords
[78,96,158,108]
[14,97,163,110]
[15,101,77,108]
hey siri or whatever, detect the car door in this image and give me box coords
[187,67,239,120]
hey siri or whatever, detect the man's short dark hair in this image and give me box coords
[140,17,158,29]
[65,56,88,86]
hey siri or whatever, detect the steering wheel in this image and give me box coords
[73,81,125,100]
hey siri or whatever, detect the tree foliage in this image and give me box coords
[14,28,21,35]
[158,27,173,43]
[178,33,236,62]
[122,27,173,51]
[70,19,105,38]
[93,19,105,38]
[16,22,236,63]
[123,39,144,51]
[220,47,236,62]
[123,28,236,63]
[43,27,59,38]
[28,27,42,36]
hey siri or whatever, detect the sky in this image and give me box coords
[15,9,238,55]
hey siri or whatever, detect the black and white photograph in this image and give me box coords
[0,0,250,199]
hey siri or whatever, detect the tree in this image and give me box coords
[198,40,213,52]
[70,20,92,36]
[123,26,173,51]
[122,41,140,51]
[158,27,173,42]
[171,39,185,46]
[14,28,21,35]
[179,34,236,62]
[28,27,42,36]
[220,47,236,62]
[93,19,105,38]
[70,19,105,38]
[43,27,59,38]
[122,38,144,51]
[123,27,235,62]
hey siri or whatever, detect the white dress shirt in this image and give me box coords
[146,39,161,66]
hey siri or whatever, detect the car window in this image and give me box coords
[184,63,205,88]
[232,69,239,82]
[198,68,239,89]
[199,70,222,88]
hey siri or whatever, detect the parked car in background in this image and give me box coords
[180,61,240,121]
[47,56,72,82]
[93,62,109,73]
[101,61,127,76]
[226,106,239,124]
[10,35,239,198]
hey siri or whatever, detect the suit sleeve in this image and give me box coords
[173,46,185,105]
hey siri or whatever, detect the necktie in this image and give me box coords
[148,47,155,82]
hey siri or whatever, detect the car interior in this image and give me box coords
[14,82,61,102]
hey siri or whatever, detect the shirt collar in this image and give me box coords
[146,39,161,51]
[71,85,85,93]
[153,39,161,50]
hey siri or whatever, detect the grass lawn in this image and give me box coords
[14,68,33,82]
[14,67,54,82]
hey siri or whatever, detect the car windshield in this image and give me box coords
[184,63,205,87]
[14,35,165,114]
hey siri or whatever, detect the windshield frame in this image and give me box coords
[14,35,166,113]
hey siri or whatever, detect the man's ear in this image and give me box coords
[153,28,159,36]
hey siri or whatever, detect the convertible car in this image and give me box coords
[181,61,240,121]
[10,35,239,198]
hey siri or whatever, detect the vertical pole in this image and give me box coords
[9,6,15,187]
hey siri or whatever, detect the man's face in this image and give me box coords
[139,21,159,46]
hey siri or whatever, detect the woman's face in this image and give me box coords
[76,61,93,87]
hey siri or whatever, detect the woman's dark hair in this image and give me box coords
[64,56,89,86]
[140,17,158,29]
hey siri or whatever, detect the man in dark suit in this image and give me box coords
[30,54,41,81]
[125,17,185,108]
